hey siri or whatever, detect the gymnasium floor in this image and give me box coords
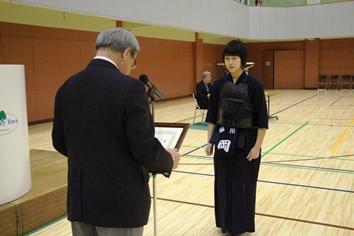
[25,89,354,236]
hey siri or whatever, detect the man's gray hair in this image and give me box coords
[95,28,140,56]
[202,71,211,78]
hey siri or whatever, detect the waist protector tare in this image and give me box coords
[217,81,257,129]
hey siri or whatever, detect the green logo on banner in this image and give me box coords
[0,110,6,121]
[0,110,19,136]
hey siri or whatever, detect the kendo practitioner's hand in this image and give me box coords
[246,147,260,161]
[168,148,181,169]
[205,143,214,156]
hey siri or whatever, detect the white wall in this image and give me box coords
[249,1,354,40]
[15,0,354,40]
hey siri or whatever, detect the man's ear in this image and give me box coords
[122,48,132,61]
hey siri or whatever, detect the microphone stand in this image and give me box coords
[147,88,158,236]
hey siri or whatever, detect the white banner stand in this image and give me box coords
[0,65,32,205]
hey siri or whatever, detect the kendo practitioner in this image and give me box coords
[205,40,268,236]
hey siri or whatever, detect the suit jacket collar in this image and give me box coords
[93,56,118,69]
[89,58,118,70]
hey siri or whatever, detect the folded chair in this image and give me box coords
[192,94,207,124]
[328,75,339,90]
[340,75,351,90]
[317,75,328,91]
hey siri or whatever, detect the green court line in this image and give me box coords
[329,96,343,106]
[182,144,206,148]
[25,215,67,235]
[183,154,213,160]
[261,122,309,158]
[182,122,310,161]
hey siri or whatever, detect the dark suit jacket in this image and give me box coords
[52,59,173,227]
[196,80,211,109]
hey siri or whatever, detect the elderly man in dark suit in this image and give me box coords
[52,28,181,236]
[196,71,212,109]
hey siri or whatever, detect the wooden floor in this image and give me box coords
[23,89,354,236]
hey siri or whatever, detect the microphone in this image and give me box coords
[139,74,164,100]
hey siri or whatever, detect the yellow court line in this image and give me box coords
[331,117,354,154]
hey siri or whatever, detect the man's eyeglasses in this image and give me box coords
[131,54,137,70]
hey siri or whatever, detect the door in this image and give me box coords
[261,51,274,89]
[274,50,304,89]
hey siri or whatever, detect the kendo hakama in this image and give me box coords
[213,127,260,234]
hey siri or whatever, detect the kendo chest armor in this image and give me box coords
[216,77,257,129]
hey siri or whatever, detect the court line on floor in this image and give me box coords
[258,179,354,194]
[179,93,347,125]
[331,117,354,154]
[25,196,354,235]
[184,152,354,162]
[179,94,316,125]
[262,153,354,163]
[180,154,354,175]
[182,144,207,156]
[315,117,353,121]
[180,124,354,174]
[172,170,354,194]
[274,121,351,128]
[183,144,205,148]
[155,197,354,231]
[25,215,67,235]
[25,156,352,235]
[257,162,353,174]
[182,155,213,160]
[329,96,344,106]
[270,94,317,116]
[181,142,354,174]
[177,118,353,192]
[183,121,309,160]
[262,122,308,157]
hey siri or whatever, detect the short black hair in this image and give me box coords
[222,40,248,69]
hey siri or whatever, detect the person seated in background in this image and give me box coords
[196,71,212,109]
